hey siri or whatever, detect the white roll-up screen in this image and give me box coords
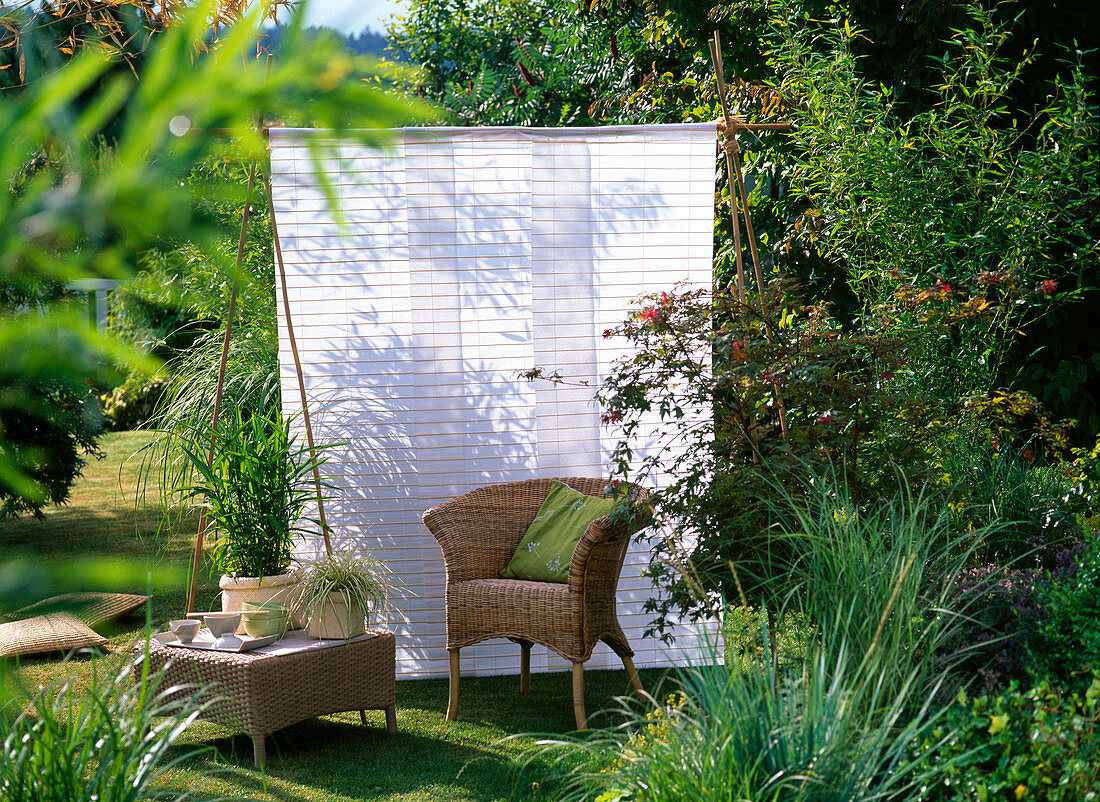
[270,124,716,678]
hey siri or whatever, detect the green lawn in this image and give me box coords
[1,431,668,801]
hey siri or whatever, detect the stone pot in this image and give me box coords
[220,570,305,632]
[306,592,366,640]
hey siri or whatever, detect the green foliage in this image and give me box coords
[0,1,428,508]
[389,0,653,126]
[138,320,279,501]
[173,408,335,579]
[940,431,1076,564]
[579,646,952,802]
[0,278,111,517]
[772,6,1099,438]
[916,678,1100,801]
[763,479,1004,694]
[0,374,105,519]
[112,144,275,359]
[1025,535,1100,692]
[548,478,1044,801]
[0,656,213,802]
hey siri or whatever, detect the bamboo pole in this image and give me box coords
[263,168,334,557]
[708,36,747,305]
[186,160,258,615]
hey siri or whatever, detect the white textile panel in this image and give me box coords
[270,125,717,678]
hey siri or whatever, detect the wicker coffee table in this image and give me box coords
[141,629,396,767]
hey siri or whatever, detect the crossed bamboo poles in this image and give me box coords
[185,119,333,615]
[708,30,791,441]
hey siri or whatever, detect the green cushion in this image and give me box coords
[500,480,618,583]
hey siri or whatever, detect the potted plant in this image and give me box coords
[295,549,394,639]
[175,408,334,625]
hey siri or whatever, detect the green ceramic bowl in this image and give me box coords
[240,608,289,639]
[241,601,288,614]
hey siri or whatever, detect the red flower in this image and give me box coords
[602,329,613,339]
[600,410,622,424]
[1039,279,1057,295]
[730,340,746,361]
[639,306,659,323]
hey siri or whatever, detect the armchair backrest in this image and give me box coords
[423,477,643,584]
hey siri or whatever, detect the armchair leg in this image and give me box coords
[446,649,460,721]
[620,652,645,699]
[572,661,587,730]
[519,640,532,694]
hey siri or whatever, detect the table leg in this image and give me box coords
[252,734,266,769]
[359,709,368,726]
[385,705,397,734]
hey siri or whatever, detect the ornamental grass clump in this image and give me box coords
[172,408,335,580]
[0,655,213,802]
[295,548,397,630]
[547,476,1011,801]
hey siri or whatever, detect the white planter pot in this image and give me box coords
[220,570,305,632]
[306,592,366,640]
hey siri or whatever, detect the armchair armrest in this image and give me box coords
[567,487,653,594]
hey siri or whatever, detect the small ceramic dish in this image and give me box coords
[202,612,242,648]
[169,618,200,644]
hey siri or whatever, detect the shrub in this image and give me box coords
[99,373,168,431]
[938,564,1041,693]
[0,377,105,519]
[940,535,1100,694]
[916,677,1100,801]
[1026,536,1100,692]
[939,430,1076,565]
[587,278,1002,632]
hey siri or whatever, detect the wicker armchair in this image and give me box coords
[423,477,650,730]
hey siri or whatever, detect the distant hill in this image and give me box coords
[263,25,397,61]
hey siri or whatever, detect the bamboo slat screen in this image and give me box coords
[270,124,717,678]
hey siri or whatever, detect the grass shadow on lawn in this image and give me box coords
[156,667,670,802]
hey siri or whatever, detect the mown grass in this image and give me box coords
[1,431,665,801]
